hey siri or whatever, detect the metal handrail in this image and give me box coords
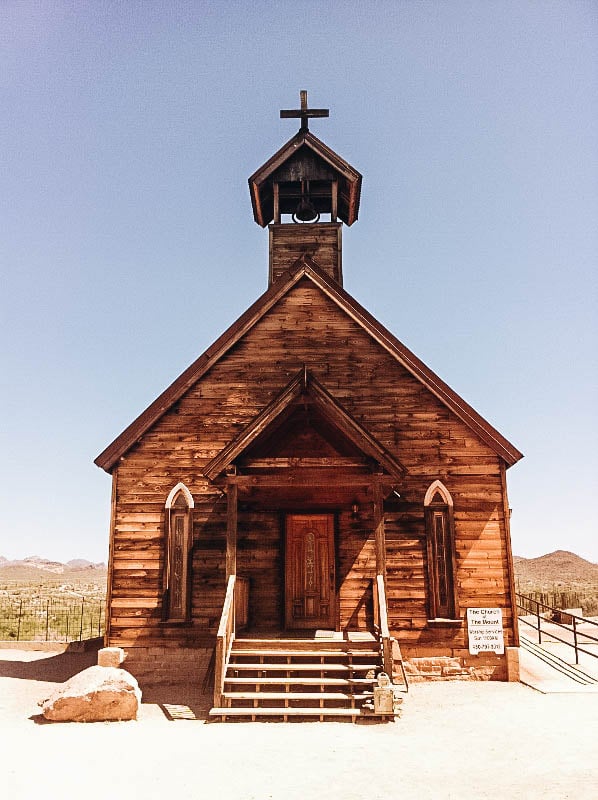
[516,592,598,666]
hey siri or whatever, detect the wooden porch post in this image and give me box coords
[226,482,237,580]
[373,480,393,678]
[373,480,386,579]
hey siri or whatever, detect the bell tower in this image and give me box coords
[248,91,362,287]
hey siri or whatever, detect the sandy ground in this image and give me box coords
[1,647,597,800]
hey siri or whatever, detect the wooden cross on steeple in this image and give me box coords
[280,90,329,132]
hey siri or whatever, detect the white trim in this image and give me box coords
[424,480,453,507]
[165,482,195,509]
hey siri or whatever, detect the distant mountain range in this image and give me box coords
[0,555,107,575]
[0,550,595,586]
[514,550,598,586]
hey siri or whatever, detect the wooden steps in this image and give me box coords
[226,662,379,671]
[221,692,373,701]
[222,677,374,685]
[211,706,362,719]
[210,636,391,722]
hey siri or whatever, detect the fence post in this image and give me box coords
[45,599,50,641]
[79,597,85,641]
[573,616,579,665]
[17,599,23,641]
[536,598,542,645]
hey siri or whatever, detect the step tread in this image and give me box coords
[223,692,373,700]
[210,706,364,717]
[224,677,375,685]
[233,639,376,648]
[231,649,380,658]
[227,662,378,671]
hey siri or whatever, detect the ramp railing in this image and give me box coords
[516,592,598,666]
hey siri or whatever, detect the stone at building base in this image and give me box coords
[40,665,142,722]
[402,649,510,681]
[506,646,520,682]
[404,657,475,682]
[121,645,213,688]
[97,646,125,668]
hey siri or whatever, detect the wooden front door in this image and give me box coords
[285,514,335,629]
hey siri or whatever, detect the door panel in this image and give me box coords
[285,514,335,629]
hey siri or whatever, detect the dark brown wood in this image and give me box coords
[95,259,522,473]
[424,504,458,620]
[500,461,520,647]
[269,223,342,286]
[235,576,249,630]
[248,130,362,227]
[99,137,522,684]
[203,366,405,481]
[221,474,395,489]
[273,182,280,224]
[279,90,329,131]
[104,469,117,644]
[285,514,335,629]
[226,483,238,580]
[373,481,387,579]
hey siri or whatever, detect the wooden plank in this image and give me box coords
[105,469,118,644]
[373,482,386,578]
[226,483,237,580]
[500,461,519,646]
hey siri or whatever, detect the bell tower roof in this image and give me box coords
[248,92,362,228]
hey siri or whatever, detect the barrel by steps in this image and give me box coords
[210,637,386,721]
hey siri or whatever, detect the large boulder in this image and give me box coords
[40,665,142,722]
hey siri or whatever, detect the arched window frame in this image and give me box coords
[424,480,459,621]
[163,483,194,622]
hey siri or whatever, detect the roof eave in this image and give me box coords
[95,258,523,473]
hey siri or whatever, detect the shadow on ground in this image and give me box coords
[0,644,99,683]
[142,685,212,721]
[1,642,212,721]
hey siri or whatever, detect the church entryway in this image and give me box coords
[285,514,335,630]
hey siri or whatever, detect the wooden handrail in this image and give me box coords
[377,573,390,639]
[214,575,237,708]
[375,573,393,679]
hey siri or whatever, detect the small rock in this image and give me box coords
[98,647,125,668]
[39,665,141,722]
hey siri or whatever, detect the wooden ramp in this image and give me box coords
[210,634,391,722]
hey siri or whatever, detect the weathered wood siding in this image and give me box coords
[269,223,342,285]
[107,277,515,652]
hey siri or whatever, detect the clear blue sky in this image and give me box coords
[1,2,596,563]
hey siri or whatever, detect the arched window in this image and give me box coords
[164,483,194,622]
[424,481,458,620]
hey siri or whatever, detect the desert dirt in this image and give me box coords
[1,646,597,800]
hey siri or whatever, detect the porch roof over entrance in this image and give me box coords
[202,368,407,482]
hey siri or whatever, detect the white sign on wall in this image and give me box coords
[467,608,504,655]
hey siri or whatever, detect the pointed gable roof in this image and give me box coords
[203,367,406,481]
[249,130,362,227]
[94,256,523,472]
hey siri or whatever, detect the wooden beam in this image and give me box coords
[273,182,280,224]
[240,457,368,469]
[226,483,238,580]
[500,461,519,647]
[104,469,118,645]
[222,473,395,490]
[331,180,338,221]
[373,481,387,578]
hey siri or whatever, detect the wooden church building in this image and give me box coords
[95,92,523,719]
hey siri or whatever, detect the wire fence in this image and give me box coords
[515,584,598,617]
[0,597,105,642]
